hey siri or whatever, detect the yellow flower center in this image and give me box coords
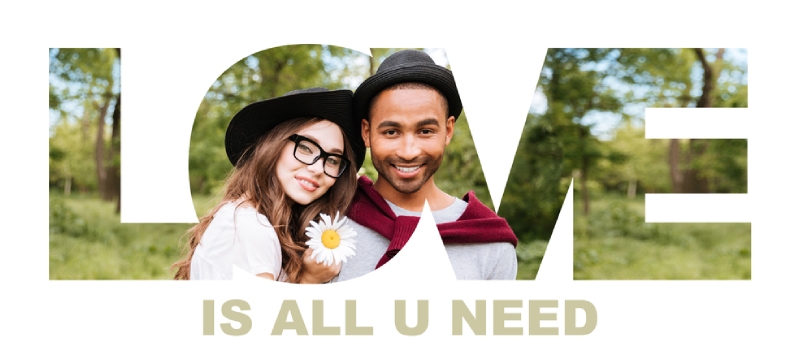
[321,229,341,249]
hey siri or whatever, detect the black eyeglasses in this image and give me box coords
[287,134,350,178]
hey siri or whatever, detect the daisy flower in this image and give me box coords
[305,212,357,266]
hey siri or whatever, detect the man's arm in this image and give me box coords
[488,243,518,280]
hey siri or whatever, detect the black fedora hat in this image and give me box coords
[224,87,365,169]
[353,49,463,121]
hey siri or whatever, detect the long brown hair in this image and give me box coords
[172,117,358,282]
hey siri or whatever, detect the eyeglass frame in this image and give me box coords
[286,134,351,178]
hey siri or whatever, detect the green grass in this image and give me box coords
[51,191,750,280]
[48,192,214,279]
[516,193,751,280]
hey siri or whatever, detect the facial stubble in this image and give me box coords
[372,152,444,195]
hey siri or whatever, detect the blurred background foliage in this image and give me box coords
[504,48,749,279]
[49,46,748,280]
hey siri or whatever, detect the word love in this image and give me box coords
[202,299,597,336]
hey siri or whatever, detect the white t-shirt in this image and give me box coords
[190,201,284,280]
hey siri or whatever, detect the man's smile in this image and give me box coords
[391,164,423,178]
[394,165,421,173]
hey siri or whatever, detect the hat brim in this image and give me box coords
[353,62,463,121]
[224,89,365,168]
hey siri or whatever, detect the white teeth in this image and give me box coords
[395,166,420,173]
[299,179,316,188]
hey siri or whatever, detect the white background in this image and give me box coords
[3,1,803,348]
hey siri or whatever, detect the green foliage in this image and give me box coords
[499,118,566,241]
[50,195,101,240]
[596,125,672,194]
[358,150,378,180]
[49,48,120,195]
[581,197,657,239]
[573,194,750,279]
[49,122,98,192]
[515,239,549,279]
[497,48,747,279]
[435,111,493,207]
[49,192,192,279]
[695,139,748,193]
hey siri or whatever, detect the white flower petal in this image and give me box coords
[320,213,332,228]
[340,247,355,258]
[304,211,360,268]
[338,229,357,239]
[333,214,347,230]
[314,249,327,264]
[332,249,344,265]
[309,220,323,233]
[323,251,334,266]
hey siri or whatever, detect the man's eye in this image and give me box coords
[421,129,434,135]
[383,130,398,136]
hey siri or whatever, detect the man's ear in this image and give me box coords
[444,116,455,146]
[361,118,371,147]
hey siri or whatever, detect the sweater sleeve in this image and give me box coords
[233,207,283,279]
[488,242,518,280]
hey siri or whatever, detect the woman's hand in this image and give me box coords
[299,248,341,284]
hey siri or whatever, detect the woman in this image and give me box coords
[172,87,365,282]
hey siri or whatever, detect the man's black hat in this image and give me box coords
[353,49,463,121]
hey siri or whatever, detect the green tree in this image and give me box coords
[610,48,747,194]
[500,49,623,241]
[49,48,121,210]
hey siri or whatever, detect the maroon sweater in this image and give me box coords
[346,176,518,268]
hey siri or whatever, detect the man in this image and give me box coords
[331,49,519,281]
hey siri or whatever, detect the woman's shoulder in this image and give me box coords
[219,200,273,227]
[215,198,255,213]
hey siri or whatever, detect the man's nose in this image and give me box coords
[396,134,421,160]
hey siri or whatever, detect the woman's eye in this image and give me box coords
[298,144,314,154]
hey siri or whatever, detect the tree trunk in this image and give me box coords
[95,96,111,198]
[627,179,636,199]
[679,48,722,193]
[681,139,710,193]
[581,157,590,216]
[64,175,71,196]
[693,48,714,108]
[669,138,683,192]
[106,48,121,210]
[104,94,121,203]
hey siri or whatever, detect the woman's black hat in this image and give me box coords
[225,87,365,169]
[353,49,463,121]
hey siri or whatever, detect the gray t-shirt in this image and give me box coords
[334,197,518,281]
